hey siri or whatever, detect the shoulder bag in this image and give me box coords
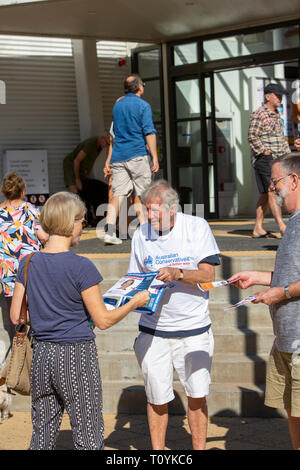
[0,252,35,395]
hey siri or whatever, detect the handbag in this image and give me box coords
[0,252,35,395]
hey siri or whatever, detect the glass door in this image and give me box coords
[171,74,218,218]
[131,45,166,180]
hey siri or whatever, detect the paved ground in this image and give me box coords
[0,412,293,450]
[73,217,284,256]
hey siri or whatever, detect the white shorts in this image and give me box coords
[134,329,214,405]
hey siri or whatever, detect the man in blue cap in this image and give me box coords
[248,82,291,238]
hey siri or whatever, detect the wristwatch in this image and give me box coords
[178,269,184,280]
[284,285,292,299]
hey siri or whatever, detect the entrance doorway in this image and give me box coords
[168,21,300,219]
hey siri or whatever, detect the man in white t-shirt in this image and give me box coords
[128,180,220,450]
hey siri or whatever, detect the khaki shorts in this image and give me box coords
[265,343,300,417]
[111,156,151,197]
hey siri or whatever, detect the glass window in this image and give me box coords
[176,121,201,164]
[174,42,198,66]
[153,122,165,177]
[137,50,159,78]
[203,26,300,61]
[143,80,161,122]
[178,167,204,207]
[175,79,200,119]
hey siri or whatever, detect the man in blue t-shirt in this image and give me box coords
[104,74,159,245]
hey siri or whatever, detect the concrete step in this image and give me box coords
[8,380,284,418]
[87,253,277,284]
[210,302,272,329]
[89,253,276,303]
[94,301,273,330]
[96,328,274,355]
[98,352,268,384]
[100,381,285,418]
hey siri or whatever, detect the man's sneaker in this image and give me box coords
[104,233,123,245]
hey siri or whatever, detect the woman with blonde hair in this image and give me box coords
[10,191,149,450]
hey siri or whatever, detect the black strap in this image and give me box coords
[18,252,36,326]
[139,323,211,338]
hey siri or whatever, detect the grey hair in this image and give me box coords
[272,153,300,177]
[140,179,180,211]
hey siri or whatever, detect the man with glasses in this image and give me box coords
[229,153,300,450]
[248,83,291,238]
[104,74,159,245]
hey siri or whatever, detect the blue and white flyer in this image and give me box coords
[103,272,166,315]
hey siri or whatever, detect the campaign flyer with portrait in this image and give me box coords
[103,272,167,315]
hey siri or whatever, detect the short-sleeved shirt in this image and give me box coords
[16,251,103,344]
[128,212,220,333]
[111,93,157,163]
[248,105,290,165]
[270,209,300,353]
[0,202,41,296]
[63,137,103,187]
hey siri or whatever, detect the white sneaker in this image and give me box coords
[104,233,123,245]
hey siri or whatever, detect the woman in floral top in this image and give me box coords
[0,172,48,297]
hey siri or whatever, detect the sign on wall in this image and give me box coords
[0,80,5,104]
[3,150,49,204]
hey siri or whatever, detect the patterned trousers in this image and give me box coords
[30,340,104,450]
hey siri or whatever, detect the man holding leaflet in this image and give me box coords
[229,153,300,450]
[128,180,220,450]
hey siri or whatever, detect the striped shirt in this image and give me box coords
[248,104,290,165]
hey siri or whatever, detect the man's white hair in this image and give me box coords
[276,152,300,177]
[140,179,180,211]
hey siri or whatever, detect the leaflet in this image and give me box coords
[198,278,239,292]
[224,295,257,311]
[103,271,167,315]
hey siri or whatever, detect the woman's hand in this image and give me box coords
[132,290,150,308]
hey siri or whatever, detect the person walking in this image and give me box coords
[10,191,149,450]
[104,75,159,245]
[248,83,290,238]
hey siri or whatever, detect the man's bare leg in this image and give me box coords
[253,193,268,237]
[268,191,286,235]
[187,397,208,450]
[147,402,168,450]
[105,195,125,243]
[287,410,300,450]
[134,194,147,225]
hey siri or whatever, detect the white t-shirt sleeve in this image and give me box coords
[194,218,220,264]
[128,231,144,274]
[109,121,115,138]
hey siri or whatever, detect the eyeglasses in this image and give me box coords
[75,217,87,227]
[270,174,291,188]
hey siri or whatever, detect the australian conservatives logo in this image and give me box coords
[143,253,192,268]
[144,255,153,267]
